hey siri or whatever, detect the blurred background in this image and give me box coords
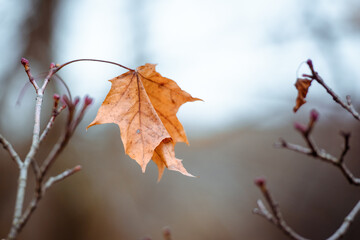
[1,0,360,239]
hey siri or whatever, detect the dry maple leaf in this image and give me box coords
[293,78,312,112]
[152,138,194,182]
[87,63,201,180]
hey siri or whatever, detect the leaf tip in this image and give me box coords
[141,164,147,173]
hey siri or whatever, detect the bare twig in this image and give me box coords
[253,178,309,240]
[39,96,92,181]
[254,178,360,240]
[5,59,92,240]
[43,165,82,192]
[276,110,360,186]
[327,200,360,240]
[8,60,49,238]
[304,59,360,121]
[8,166,82,238]
[20,58,39,91]
[0,134,22,167]
[338,131,350,164]
[39,95,66,144]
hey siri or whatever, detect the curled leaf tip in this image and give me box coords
[293,78,312,112]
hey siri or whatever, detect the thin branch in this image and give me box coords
[327,200,360,240]
[30,158,40,180]
[21,58,39,91]
[43,165,82,193]
[8,60,48,239]
[0,134,22,167]
[40,67,56,91]
[253,199,277,224]
[305,60,360,121]
[277,110,360,186]
[6,59,89,240]
[253,178,309,240]
[39,96,92,180]
[338,131,350,164]
[254,178,360,240]
[10,165,82,238]
[39,104,66,144]
[39,110,76,180]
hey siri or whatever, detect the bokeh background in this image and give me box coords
[1,0,360,239]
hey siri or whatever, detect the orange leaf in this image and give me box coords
[293,78,312,112]
[152,138,194,182]
[88,64,200,179]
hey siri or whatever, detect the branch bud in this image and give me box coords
[294,122,307,133]
[52,94,60,112]
[21,57,30,71]
[306,59,313,69]
[49,62,56,69]
[84,95,93,106]
[310,109,319,122]
[73,165,82,172]
[53,94,60,101]
[61,95,71,107]
[254,177,266,188]
[73,97,80,106]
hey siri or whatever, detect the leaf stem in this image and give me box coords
[55,59,134,73]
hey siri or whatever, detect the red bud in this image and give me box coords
[73,97,80,106]
[53,94,60,101]
[61,95,71,106]
[84,95,93,106]
[21,58,29,66]
[254,177,266,187]
[306,59,313,69]
[294,122,307,133]
[73,165,82,172]
[310,109,319,122]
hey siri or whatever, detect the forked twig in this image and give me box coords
[1,59,93,240]
[303,60,360,121]
[0,134,22,167]
[254,178,360,240]
[276,110,360,186]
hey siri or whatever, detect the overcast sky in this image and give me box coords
[2,0,360,135]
